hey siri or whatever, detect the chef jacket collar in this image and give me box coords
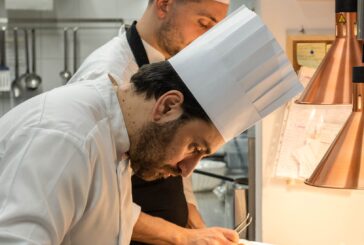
[119,23,165,63]
[142,39,165,63]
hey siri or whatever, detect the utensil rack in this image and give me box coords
[0,18,125,58]
[1,17,124,30]
[0,17,125,116]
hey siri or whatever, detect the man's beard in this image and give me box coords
[157,16,184,57]
[129,119,184,181]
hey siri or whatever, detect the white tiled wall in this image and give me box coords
[4,0,149,21]
[0,0,148,116]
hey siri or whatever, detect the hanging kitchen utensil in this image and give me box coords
[18,28,31,87]
[11,27,22,99]
[0,27,11,92]
[60,27,72,84]
[73,27,78,74]
[25,28,42,90]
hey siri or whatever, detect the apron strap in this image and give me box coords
[126,21,150,68]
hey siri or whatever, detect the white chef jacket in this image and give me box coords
[69,25,198,207]
[0,77,140,245]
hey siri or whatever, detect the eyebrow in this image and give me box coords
[197,11,218,23]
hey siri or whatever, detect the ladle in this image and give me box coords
[73,27,78,74]
[25,28,42,90]
[11,27,22,99]
[18,29,30,87]
[59,28,72,84]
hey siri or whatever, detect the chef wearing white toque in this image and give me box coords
[68,0,230,243]
[0,6,301,245]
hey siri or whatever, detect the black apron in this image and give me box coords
[127,22,188,245]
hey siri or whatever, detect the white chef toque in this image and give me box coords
[169,6,303,142]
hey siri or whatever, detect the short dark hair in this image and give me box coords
[130,61,212,124]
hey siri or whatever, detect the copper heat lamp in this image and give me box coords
[305,0,364,189]
[305,66,364,189]
[296,0,363,105]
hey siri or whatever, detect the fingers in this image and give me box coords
[185,227,240,245]
[212,227,239,243]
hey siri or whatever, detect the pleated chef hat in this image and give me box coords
[169,6,303,142]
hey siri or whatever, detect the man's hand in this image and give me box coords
[180,226,239,245]
[132,212,239,245]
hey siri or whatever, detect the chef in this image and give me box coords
[0,6,303,245]
[68,0,230,243]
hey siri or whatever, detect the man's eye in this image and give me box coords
[193,147,203,154]
[198,20,209,29]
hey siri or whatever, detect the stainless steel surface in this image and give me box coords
[19,28,30,80]
[193,169,248,184]
[225,134,248,173]
[59,28,72,84]
[0,27,5,68]
[17,28,31,100]
[247,127,256,240]
[73,27,78,73]
[358,0,364,40]
[225,181,248,238]
[8,18,124,24]
[194,191,226,228]
[11,28,21,99]
[4,18,124,32]
[305,69,364,189]
[296,12,364,104]
[0,26,10,92]
[25,29,42,90]
[233,190,250,239]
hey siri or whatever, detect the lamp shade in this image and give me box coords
[305,66,364,189]
[296,0,363,105]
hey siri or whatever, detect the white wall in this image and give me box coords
[260,0,335,48]
[259,1,364,245]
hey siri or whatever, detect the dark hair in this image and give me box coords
[130,61,212,124]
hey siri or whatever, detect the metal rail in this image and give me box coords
[8,18,123,24]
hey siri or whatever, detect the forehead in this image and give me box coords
[175,0,228,21]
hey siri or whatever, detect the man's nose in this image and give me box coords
[178,155,204,177]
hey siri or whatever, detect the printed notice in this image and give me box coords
[274,67,352,179]
[296,43,327,69]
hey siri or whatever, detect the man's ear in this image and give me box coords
[152,90,184,123]
[154,0,174,19]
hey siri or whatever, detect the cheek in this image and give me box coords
[179,23,205,44]
[183,30,203,44]
[163,145,187,164]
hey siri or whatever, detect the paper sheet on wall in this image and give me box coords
[296,43,327,68]
[274,66,352,179]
